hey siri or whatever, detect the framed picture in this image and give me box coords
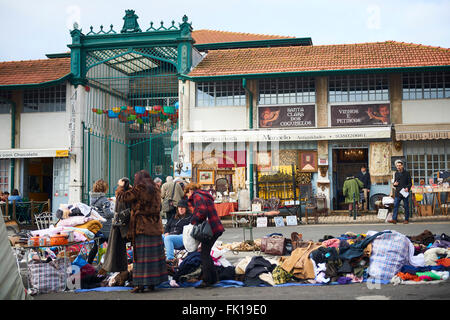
[299,151,318,172]
[286,215,298,226]
[256,217,268,228]
[154,165,163,176]
[377,208,388,220]
[174,162,192,178]
[274,216,285,227]
[197,169,215,185]
[257,151,272,171]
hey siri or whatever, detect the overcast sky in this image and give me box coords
[1,0,449,62]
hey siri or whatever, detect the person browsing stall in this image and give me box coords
[185,183,224,289]
[389,159,412,224]
[88,180,114,264]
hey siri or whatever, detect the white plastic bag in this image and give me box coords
[382,196,394,206]
[182,224,199,252]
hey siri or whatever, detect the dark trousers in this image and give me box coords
[88,235,108,264]
[200,232,221,285]
[393,195,410,221]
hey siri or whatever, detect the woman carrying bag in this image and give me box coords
[102,178,132,274]
[116,170,168,293]
[185,183,224,289]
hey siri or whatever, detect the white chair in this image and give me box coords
[34,211,54,230]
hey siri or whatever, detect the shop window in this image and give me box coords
[23,84,66,112]
[402,72,450,100]
[406,147,449,185]
[196,80,245,107]
[0,159,10,192]
[258,77,315,105]
[328,74,389,103]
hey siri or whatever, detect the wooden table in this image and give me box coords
[411,186,449,215]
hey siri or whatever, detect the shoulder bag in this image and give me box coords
[191,220,213,243]
[190,193,213,242]
[112,207,131,227]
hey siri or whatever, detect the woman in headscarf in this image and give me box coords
[116,170,168,293]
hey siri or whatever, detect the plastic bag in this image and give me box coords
[182,224,199,252]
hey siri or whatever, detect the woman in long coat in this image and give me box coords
[102,178,131,274]
[116,170,168,293]
[343,175,364,213]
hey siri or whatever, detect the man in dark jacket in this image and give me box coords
[357,165,371,211]
[389,159,412,224]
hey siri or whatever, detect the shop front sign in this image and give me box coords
[0,149,69,159]
[258,105,315,128]
[183,126,391,143]
[330,104,391,126]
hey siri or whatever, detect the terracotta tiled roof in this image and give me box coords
[0,57,71,86]
[192,29,294,45]
[188,41,450,77]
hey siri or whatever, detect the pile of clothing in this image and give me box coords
[168,242,235,287]
[390,231,450,285]
[223,229,450,287]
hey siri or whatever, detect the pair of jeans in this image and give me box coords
[162,234,184,260]
[393,195,410,221]
[200,232,221,285]
[88,234,108,264]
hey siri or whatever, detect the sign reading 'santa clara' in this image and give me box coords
[258,105,315,128]
[331,104,391,126]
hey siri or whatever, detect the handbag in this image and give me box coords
[162,184,177,212]
[261,233,283,252]
[191,220,213,243]
[264,235,286,256]
[112,208,130,227]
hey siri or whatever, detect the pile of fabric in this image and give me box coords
[390,231,450,285]
[220,229,450,287]
[168,242,236,288]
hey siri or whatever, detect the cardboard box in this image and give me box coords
[418,204,432,216]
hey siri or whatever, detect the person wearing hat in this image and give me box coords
[390,159,412,224]
[162,199,193,262]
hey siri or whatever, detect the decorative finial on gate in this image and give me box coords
[121,9,142,33]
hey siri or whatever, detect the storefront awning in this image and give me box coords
[183,126,392,143]
[0,148,69,159]
[394,124,450,141]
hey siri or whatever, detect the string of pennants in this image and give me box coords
[91,102,179,124]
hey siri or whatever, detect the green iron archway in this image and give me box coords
[74,11,189,201]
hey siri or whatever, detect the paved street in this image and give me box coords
[33,221,450,302]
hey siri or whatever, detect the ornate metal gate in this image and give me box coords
[71,11,192,201]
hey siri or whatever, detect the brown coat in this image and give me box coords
[280,241,324,279]
[115,184,163,240]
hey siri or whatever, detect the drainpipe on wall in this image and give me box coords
[10,101,16,191]
[242,78,254,200]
